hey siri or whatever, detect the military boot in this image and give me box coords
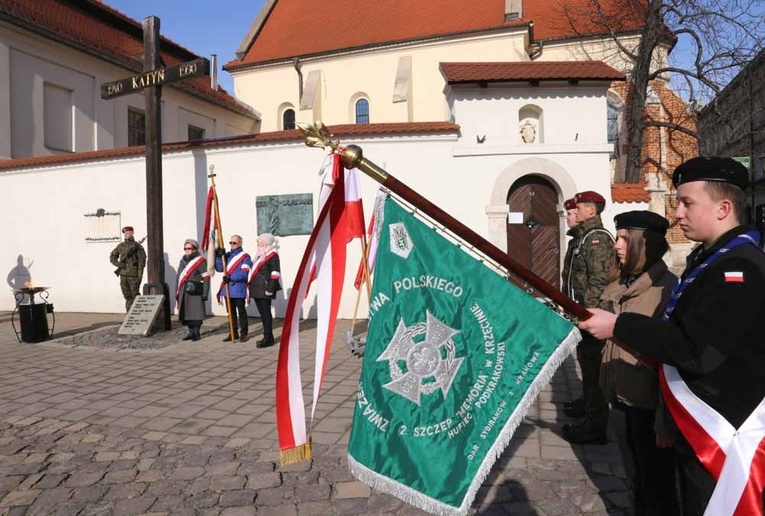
[256,335,275,348]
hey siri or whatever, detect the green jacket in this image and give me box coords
[566,215,615,308]
[110,238,146,277]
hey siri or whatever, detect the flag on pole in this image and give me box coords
[201,185,218,276]
[354,185,386,290]
[276,153,351,465]
[347,196,581,515]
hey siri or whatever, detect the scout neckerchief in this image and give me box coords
[215,250,251,303]
[176,255,205,302]
[246,250,279,303]
[659,229,764,516]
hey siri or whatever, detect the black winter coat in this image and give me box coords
[614,225,765,428]
[249,252,282,300]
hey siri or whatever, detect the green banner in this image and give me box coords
[347,197,580,514]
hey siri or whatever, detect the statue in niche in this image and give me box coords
[520,120,537,143]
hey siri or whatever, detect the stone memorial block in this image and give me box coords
[118,295,164,336]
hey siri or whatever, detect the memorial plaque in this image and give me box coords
[256,194,314,236]
[118,295,164,336]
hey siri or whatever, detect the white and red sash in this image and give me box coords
[246,250,277,301]
[215,252,250,302]
[660,364,765,516]
[176,256,206,302]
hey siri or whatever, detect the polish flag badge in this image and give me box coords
[724,271,744,283]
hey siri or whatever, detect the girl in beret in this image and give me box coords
[598,211,679,515]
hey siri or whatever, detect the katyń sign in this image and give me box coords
[100,57,210,99]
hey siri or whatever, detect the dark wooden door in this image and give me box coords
[506,176,560,290]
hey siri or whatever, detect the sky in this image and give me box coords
[104,0,267,93]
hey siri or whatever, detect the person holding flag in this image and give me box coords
[214,234,252,342]
[581,157,765,516]
[248,233,281,348]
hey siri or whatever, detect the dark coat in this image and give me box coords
[176,254,210,323]
[615,225,765,428]
[249,252,282,300]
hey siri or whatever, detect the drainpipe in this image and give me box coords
[528,22,543,60]
[293,58,303,104]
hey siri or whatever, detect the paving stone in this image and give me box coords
[69,485,108,503]
[335,497,369,514]
[209,476,246,492]
[246,472,282,490]
[333,481,371,499]
[220,507,256,516]
[64,471,104,488]
[218,489,256,508]
[261,504,297,516]
[0,489,40,507]
[112,496,157,516]
[238,461,274,475]
[296,483,330,502]
[104,483,148,501]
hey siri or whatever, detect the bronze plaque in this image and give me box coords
[256,194,314,236]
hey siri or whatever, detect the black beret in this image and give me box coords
[614,211,669,234]
[672,156,749,190]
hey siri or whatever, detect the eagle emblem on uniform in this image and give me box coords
[377,311,464,405]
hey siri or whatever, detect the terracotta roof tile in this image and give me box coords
[611,183,650,203]
[0,122,459,171]
[227,0,644,68]
[441,61,625,83]
[0,0,258,119]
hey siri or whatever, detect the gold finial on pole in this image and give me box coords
[208,164,216,181]
[297,121,339,151]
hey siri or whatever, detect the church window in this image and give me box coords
[355,98,369,124]
[43,82,72,152]
[282,108,296,130]
[128,107,146,146]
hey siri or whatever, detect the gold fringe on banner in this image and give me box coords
[279,442,312,466]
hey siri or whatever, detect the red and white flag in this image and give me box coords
[354,185,385,290]
[201,185,219,276]
[276,153,354,465]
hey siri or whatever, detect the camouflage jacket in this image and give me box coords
[110,238,146,277]
[566,215,615,308]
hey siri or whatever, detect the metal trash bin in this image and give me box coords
[12,286,55,343]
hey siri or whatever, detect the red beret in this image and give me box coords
[122,226,134,233]
[563,198,577,210]
[575,191,606,204]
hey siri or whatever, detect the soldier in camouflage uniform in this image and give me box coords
[110,226,146,312]
[563,191,616,444]
[561,197,587,416]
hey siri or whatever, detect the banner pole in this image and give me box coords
[297,122,589,322]
[207,169,237,341]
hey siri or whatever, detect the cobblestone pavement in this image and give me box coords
[0,312,630,515]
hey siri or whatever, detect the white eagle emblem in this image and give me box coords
[389,222,413,259]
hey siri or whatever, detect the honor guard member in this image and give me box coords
[215,235,253,342]
[561,197,586,417]
[563,190,616,444]
[581,157,765,516]
[110,226,146,312]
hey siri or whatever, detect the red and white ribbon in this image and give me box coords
[175,256,205,302]
[215,252,250,302]
[660,364,765,515]
[276,153,350,463]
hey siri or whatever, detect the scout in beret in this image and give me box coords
[580,157,765,515]
[614,210,669,234]
[672,156,749,191]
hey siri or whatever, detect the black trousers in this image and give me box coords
[674,432,717,516]
[253,298,273,337]
[577,336,608,429]
[622,406,679,516]
[225,297,248,337]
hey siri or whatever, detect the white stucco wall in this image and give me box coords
[0,21,258,160]
[0,137,617,318]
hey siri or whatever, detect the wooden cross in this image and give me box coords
[101,16,210,331]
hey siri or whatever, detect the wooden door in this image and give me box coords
[506,176,560,290]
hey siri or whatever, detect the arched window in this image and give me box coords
[282,108,296,130]
[355,99,369,124]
